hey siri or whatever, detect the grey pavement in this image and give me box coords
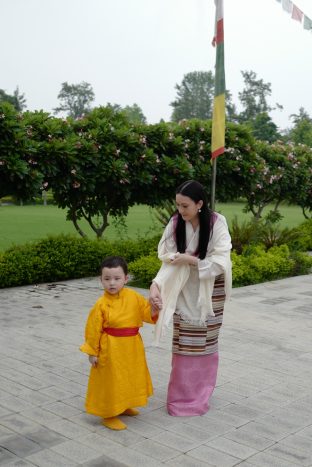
[0,273,312,467]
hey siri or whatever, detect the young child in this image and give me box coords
[80,255,159,431]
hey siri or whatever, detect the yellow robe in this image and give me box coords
[80,287,155,418]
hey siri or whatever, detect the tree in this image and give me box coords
[288,107,312,147]
[238,70,282,123]
[170,71,215,121]
[0,86,27,111]
[250,112,280,143]
[0,103,42,201]
[106,103,147,124]
[170,71,236,122]
[123,103,147,124]
[54,81,95,118]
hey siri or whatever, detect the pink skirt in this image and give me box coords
[167,352,219,416]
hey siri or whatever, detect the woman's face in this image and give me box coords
[176,193,203,223]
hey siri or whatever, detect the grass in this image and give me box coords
[0,202,306,252]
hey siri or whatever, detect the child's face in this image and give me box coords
[101,266,128,295]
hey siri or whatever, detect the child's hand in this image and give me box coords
[88,355,98,368]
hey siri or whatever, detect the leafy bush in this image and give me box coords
[232,244,312,287]
[0,234,160,288]
[129,254,161,287]
[287,219,312,251]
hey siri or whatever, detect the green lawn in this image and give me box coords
[0,202,306,252]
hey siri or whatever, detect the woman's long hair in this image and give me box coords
[174,180,213,260]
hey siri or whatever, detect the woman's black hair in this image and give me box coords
[174,180,213,260]
[100,256,128,275]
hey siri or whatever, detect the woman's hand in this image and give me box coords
[149,282,162,311]
[88,355,98,368]
[170,252,198,266]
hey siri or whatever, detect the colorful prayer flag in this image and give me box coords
[211,0,225,160]
[292,4,303,22]
[303,14,312,30]
[282,0,293,13]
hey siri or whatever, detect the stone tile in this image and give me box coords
[237,421,293,441]
[0,447,17,465]
[0,460,36,467]
[47,419,93,439]
[165,455,215,467]
[44,401,82,418]
[82,455,127,467]
[0,414,41,434]
[61,395,85,411]
[0,396,34,413]
[220,402,263,421]
[96,424,145,447]
[50,440,101,464]
[186,444,241,467]
[19,407,62,426]
[166,422,216,442]
[297,425,312,440]
[24,427,68,448]
[246,451,303,466]
[0,434,42,457]
[151,431,202,452]
[74,433,120,453]
[120,416,164,437]
[133,438,182,461]
[38,386,75,401]
[101,446,164,467]
[206,436,258,460]
[265,442,312,466]
[26,448,79,466]
[224,427,275,451]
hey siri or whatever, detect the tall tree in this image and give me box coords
[250,112,280,143]
[288,107,312,146]
[106,103,147,124]
[238,70,282,122]
[123,103,147,124]
[170,71,215,121]
[0,86,27,111]
[170,71,236,122]
[54,81,95,118]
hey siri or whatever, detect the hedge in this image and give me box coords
[0,233,311,289]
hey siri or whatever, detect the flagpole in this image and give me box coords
[210,0,225,210]
[211,158,217,210]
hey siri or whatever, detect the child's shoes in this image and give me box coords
[122,408,140,416]
[103,417,127,430]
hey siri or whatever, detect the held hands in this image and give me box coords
[88,355,98,368]
[149,282,162,314]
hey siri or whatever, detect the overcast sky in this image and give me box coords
[1,0,312,130]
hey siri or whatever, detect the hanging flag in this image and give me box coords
[303,14,312,30]
[282,0,293,13]
[211,0,225,160]
[276,0,312,33]
[292,4,303,22]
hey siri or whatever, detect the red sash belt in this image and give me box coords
[104,327,139,337]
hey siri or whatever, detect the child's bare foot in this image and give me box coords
[103,417,127,430]
[122,408,140,416]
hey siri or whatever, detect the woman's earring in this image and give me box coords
[198,209,201,213]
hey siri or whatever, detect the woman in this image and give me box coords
[149,180,232,416]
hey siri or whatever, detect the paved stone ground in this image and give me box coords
[0,273,312,467]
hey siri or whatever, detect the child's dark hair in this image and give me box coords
[175,180,213,260]
[100,256,128,275]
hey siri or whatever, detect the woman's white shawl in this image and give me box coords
[153,213,232,345]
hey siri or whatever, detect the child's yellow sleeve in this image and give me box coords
[80,300,104,356]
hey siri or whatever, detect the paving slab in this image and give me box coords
[0,273,311,466]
